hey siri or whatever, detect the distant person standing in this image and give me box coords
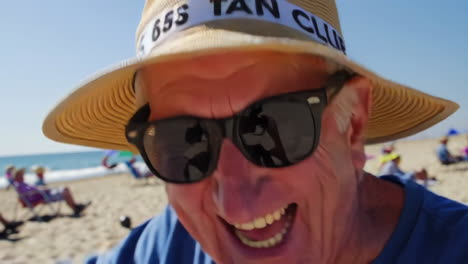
[4,165,16,190]
[32,166,47,186]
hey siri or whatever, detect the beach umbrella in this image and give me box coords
[102,150,134,169]
[447,128,460,136]
[103,150,134,157]
[103,149,118,157]
[118,151,134,157]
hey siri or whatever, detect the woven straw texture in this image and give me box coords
[43,0,458,151]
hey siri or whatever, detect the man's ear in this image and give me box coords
[345,77,373,168]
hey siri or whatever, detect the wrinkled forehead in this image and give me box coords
[134,51,341,119]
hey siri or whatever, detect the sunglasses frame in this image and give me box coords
[126,70,354,184]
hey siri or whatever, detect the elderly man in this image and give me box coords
[43,0,468,263]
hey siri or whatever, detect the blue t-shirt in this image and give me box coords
[87,176,468,264]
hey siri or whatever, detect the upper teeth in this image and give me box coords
[233,205,288,230]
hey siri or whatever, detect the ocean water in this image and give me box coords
[0,151,147,188]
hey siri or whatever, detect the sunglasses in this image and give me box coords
[126,70,353,183]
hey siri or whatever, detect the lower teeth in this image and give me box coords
[235,216,291,248]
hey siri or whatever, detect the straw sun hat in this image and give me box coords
[43,0,458,151]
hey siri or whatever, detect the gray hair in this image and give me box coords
[332,85,359,134]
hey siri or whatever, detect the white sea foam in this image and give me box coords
[0,162,150,189]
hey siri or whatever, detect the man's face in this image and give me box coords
[139,51,370,263]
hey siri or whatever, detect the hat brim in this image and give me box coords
[43,30,458,151]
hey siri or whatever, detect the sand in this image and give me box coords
[1,135,467,263]
[0,175,167,264]
[365,134,468,204]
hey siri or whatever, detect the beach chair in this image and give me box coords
[124,161,153,183]
[11,184,62,221]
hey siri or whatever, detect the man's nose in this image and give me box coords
[211,139,263,220]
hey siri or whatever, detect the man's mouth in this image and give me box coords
[223,203,297,249]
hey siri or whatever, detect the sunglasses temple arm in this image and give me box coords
[125,104,152,145]
[325,70,356,102]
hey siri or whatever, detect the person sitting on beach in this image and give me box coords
[378,153,434,186]
[437,137,465,165]
[12,168,89,216]
[43,0,468,263]
[32,166,47,186]
[378,143,396,168]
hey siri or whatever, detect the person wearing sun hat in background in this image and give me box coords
[13,168,90,216]
[377,142,397,171]
[32,166,47,186]
[378,153,436,187]
[42,0,468,263]
[4,165,16,190]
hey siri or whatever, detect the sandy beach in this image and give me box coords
[1,135,468,263]
[0,175,167,264]
[365,134,468,204]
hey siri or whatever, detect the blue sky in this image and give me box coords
[1,0,467,156]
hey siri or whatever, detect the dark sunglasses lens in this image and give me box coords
[238,99,317,167]
[142,119,211,182]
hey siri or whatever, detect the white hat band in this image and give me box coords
[137,0,346,57]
